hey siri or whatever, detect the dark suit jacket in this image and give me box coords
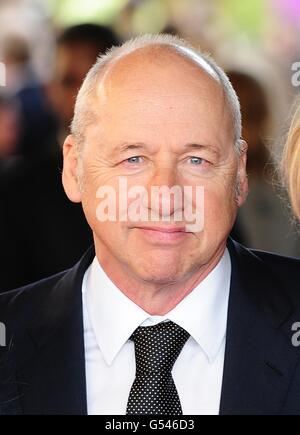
[0,238,300,415]
[0,150,93,292]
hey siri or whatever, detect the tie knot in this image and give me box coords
[130,321,190,375]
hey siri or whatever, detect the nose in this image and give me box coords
[150,162,177,188]
[146,163,183,220]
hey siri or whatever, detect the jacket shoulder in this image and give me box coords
[0,270,68,327]
[239,243,300,307]
[250,247,300,276]
[0,246,94,336]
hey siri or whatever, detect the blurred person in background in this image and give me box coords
[282,100,300,222]
[2,34,56,159]
[0,95,19,164]
[228,71,300,257]
[0,24,120,292]
[48,23,120,141]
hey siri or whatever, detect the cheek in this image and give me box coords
[83,190,129,249]
[80,171,129,241]
[203,184,237,230]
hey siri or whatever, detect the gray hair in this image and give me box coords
[71,33,242,154]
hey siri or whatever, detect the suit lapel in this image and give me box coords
[11,247,95,415]
[220,239,300,415]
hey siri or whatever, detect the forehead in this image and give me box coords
[88,48,234,148]
[98,47,224,101]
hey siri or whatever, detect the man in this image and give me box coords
[0,24,119,291]
[1,34,300,415]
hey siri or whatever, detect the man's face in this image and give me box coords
[66,50,247,285]
[51,43,100,128]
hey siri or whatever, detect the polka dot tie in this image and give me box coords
[126,321,190,415]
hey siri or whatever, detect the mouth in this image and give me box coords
[132,225,191,243]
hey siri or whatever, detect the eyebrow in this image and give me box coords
[113,142,220,156]
[113,142,148,154]
[183,143,220,156]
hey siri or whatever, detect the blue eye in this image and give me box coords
[189,157,203,165]
[127,156,143,164]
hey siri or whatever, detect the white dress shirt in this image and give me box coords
[82,249,231,415]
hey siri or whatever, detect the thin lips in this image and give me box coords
[136,226,186,233]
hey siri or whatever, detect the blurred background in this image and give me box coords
[0,0,300,292]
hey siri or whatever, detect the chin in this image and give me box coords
[132,258,189,285]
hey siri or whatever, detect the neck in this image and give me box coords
[94,242,226,315]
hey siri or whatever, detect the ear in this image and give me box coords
[62,134,82,203]
[236,140,248,207]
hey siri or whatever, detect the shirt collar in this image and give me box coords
[83,249,231,365]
